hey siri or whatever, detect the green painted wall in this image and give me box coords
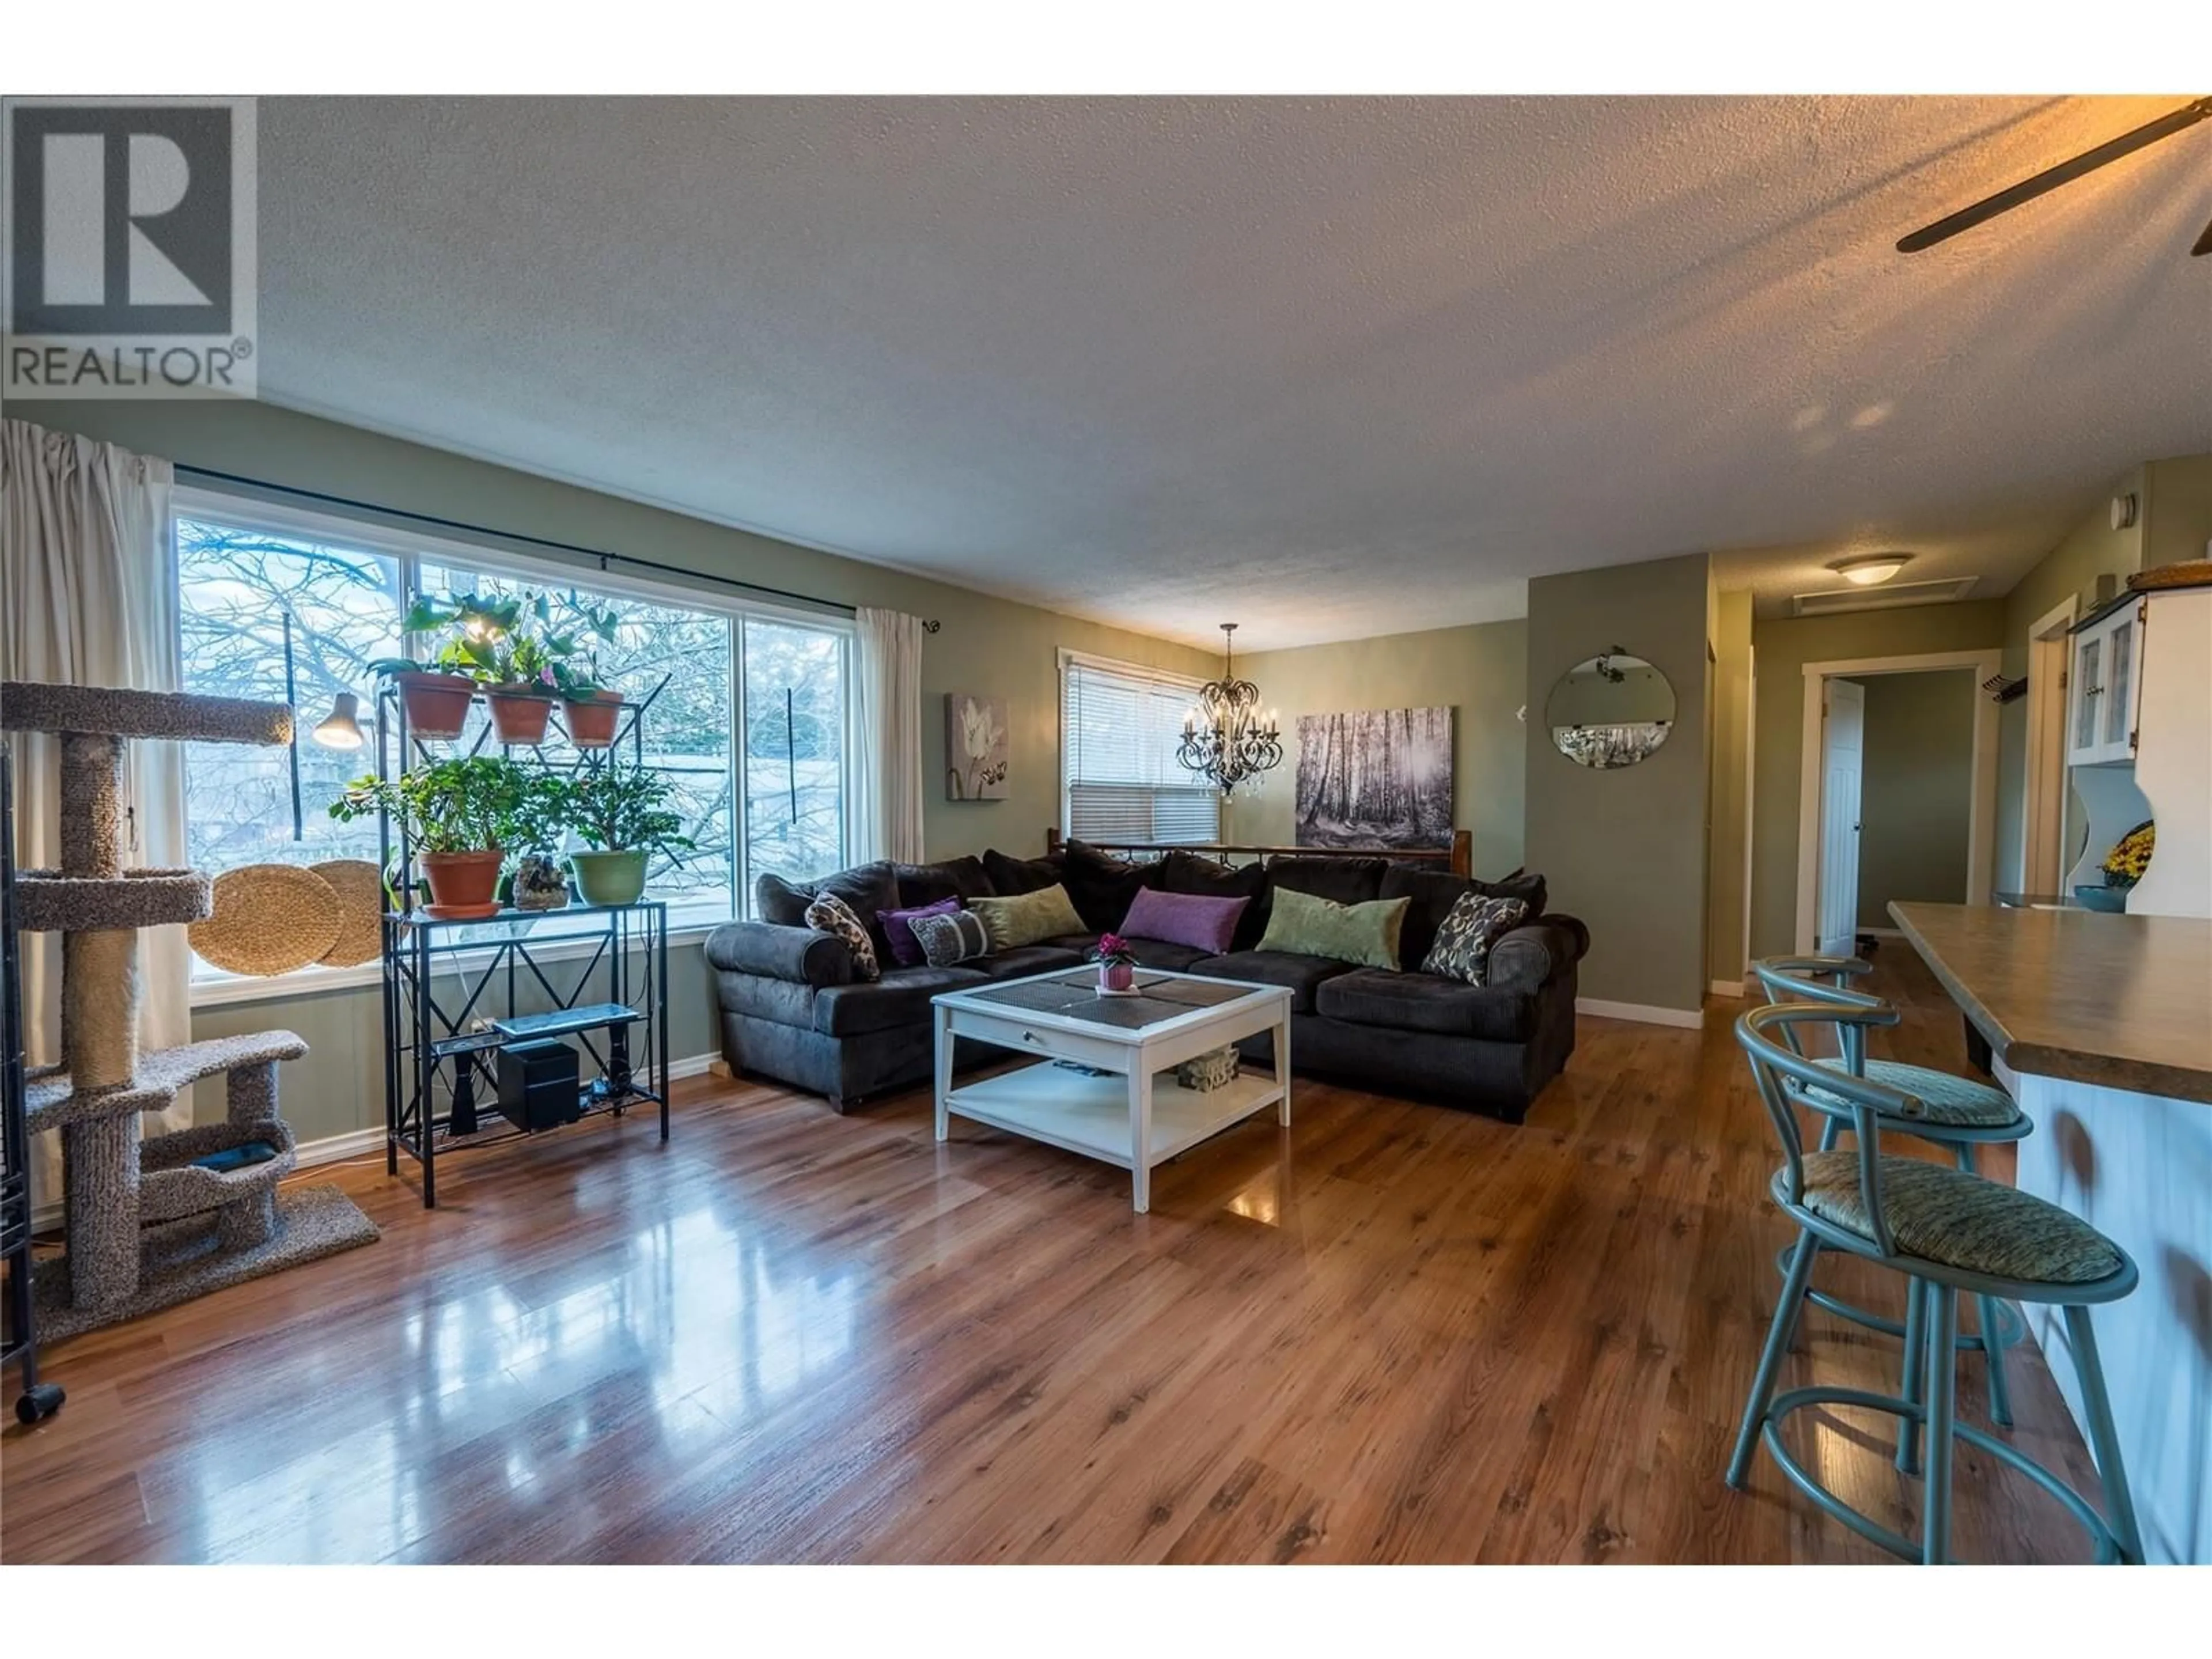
[1525,552,1712,1014]
[17,396,1216,1149]
[1747,601,2006,961]
[1223,620,1527,877]
[2143,453,2212,574]
[1854,671,1976,929]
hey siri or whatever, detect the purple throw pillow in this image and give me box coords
[878,896,960,968]
[1120,887,1248,955]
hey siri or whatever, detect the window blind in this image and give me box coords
[1061,656,1221,845]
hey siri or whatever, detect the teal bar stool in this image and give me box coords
[1753,955,2029,1438]
[1729,1001,2141,1563]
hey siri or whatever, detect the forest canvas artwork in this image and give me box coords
[945,692,1009,800]
[1294,707,1455,849]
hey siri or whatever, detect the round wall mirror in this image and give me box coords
[1546,647,1676,770]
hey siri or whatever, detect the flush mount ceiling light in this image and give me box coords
[1830,553,1913,587]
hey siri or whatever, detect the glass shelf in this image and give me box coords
[387,898,666,926]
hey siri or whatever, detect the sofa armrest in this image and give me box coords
[704,920,854,987]
[1539,912,1589,963]
[1487,916,1585,995]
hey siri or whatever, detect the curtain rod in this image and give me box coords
[172,462,941,632]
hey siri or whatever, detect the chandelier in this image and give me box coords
[1177,623,1283,798]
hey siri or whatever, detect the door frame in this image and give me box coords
[1794,649,2002,954]
[2021,597,2078,895]
[1813,676,1867,957]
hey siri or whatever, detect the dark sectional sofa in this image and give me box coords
[704,841,1588,1122]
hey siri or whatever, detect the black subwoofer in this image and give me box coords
[497,1039,581,1132]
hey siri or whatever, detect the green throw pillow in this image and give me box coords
[968,884,1085,952]
[1255,885,1408,971]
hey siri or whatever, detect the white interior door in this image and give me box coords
[1816,678,1865,957]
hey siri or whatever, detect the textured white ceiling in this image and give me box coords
[255,96,2212,646]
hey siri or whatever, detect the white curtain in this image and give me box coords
[2,419,191,1197]
[851,606,926,864]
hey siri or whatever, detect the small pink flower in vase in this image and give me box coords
[1092,932,1137,993]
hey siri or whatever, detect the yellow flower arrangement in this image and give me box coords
[2102,820,2154,889]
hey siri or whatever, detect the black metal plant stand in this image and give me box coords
[2,741,65,1423]
[372,680,673,1209]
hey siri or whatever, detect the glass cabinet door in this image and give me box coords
[2102,611,2136,752]
[2072,632,2102,758]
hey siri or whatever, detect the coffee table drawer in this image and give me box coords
[942,1004,1129,1073]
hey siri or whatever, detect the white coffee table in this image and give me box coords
[931,967,1293,1213]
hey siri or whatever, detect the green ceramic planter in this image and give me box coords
[569,849,647,907]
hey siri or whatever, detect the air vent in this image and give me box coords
[1789,577,1978,617]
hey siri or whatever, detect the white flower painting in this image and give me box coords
[946,692,1009,800]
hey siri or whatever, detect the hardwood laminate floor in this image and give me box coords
[1,949,2108,1563]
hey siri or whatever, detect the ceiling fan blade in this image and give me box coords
[1897,96,2212,253]
[2195,213,2212,256]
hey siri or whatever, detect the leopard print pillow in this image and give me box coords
[1421,892,1528,987]
[804,891,880,982]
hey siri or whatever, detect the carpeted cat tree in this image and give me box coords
[2,680,377,1342]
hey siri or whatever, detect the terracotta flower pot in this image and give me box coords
[484,688,554,746]
[563,690,624,748]
[393,671,475,740]
[569,849,648,907]
[419,849,505,919]
[1099,961,1134,993]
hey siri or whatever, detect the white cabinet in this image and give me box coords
[2067,600,2143,766]
[2126,583,2212,919]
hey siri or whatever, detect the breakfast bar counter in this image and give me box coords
[1889,902,2212,1563]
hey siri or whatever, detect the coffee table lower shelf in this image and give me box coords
[942,1062,1284,1175]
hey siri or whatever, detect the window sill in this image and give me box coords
[189,918,727,1010]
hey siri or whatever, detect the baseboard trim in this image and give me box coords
[1709,978,1748,998]
[297,1126,385,1169]
[25,1053,722,1230]
[1577,997,1705,1029]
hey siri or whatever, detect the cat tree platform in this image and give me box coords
[0,682,293,747]
[14,868,212,934]
[31,1181,377,1344]
[25,1031,308,1134]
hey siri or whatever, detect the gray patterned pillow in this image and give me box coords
[804,892,880,982]
[910,908,991,968]
[1422,892,1528,987]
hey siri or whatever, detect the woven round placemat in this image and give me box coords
[188,863,344,976]
[309,858,388,967]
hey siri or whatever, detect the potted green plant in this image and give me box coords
[329,756,529,919]
[366,599,477,740]
[369,590,594,745]
[457,592,559,745]
[552,663,618,748]
[507,768,576,911]
[536,596,623,747]
[561,759,692,906]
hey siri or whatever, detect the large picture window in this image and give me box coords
[174,495,851,982]
[1059,653,1220,846]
